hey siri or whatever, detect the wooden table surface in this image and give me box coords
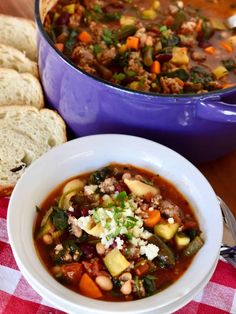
[1,0,236,218]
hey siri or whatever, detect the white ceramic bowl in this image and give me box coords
[7,134,223,314]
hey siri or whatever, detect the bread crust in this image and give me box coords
[0,14,37,61]
[0,106,67,197]
[0,69,44,109]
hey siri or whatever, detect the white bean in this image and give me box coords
[120,280,132,295]
[119,272,132,281]
[96,242,105,255]
[42,233,53,245]
[95,276,113,291]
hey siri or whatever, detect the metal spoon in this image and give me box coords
[227,14,236,28]
[217,196,236,267]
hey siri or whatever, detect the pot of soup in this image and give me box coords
[35,0,236,163]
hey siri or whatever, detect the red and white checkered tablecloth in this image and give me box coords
[0,197,236,314]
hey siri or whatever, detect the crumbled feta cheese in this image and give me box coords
[148,207,154,211]
[137,239,147,246]
[132,225,143,237]
[77,216,92,229]
[84,184,98,195]
[135,216,143,227]
[101,235,114,248]
[140,230,152,239]
[115,237,124,250]
[140,243,159,260]
[130,238,138,246]
[68,206,74,212]
[168,217,175,224]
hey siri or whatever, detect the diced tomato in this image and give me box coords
[61,262,84,283]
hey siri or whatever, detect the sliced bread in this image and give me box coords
[0,44,39,77]
[0,106,67,196]
[0,69,44,108]
[0,14,37,61]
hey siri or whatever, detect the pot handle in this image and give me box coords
[197,94,236,123]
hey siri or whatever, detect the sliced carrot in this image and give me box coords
[220,41,233,53]
[222,83,236,89]
[144,209,161,228]
[151,60,161,74]
[195,19,202,33]
[55,43,64,52]
[78,31,92,44]
[204,46,216,55]
[126,36,139,50]
[135,262,150,276]
[79,273,102,299]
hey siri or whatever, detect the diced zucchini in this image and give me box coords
[36,219,54,239]
[141,9,157,20]
[154,222,179,240]
[124,178,159,197]
[104,248,130,277]
[63,179,85,194]
[40,207,53,227]
[120,16,136,26]
[59,190,77,209]
[210,18,226,30]
[228,36,236,47]
[212,66,228,79]
[171,47,189,66]
[152,0,160,10]
[52,230,64,239]
[129,81,140,90]
[86,222,104,237]
[182,236,204,257]
[63,4,75,14]
[175,233,190,249]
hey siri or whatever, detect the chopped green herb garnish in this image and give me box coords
[113,73,126,81]
[93,44,102,55]
[93,4,102,13]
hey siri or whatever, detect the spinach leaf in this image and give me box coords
[52,209,68,230]
[190,66,213,84]
[64,30,78,55]
[89,167,111,184]
[163,69,189,81]
[222,58,236,71]
[143,276,157,296]
[117,51,130,67]
[103,12,122,22]
[171,10,186,30]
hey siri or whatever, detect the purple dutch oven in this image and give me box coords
[35,0,236,164]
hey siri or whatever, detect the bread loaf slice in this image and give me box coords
[0,106,67,196]
[0,14,37,61]
[0,44,38,77]
[0,69,44,108]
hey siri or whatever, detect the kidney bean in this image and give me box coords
[80,243,97,259]
[81,207,89,217]
[115,182,130,194]
[57,12,70,25]
[156,54,173,63]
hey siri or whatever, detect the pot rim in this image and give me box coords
[34,0,236,99]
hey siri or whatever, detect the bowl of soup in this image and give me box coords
[8,134,223,313]
[35,0,236,163]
